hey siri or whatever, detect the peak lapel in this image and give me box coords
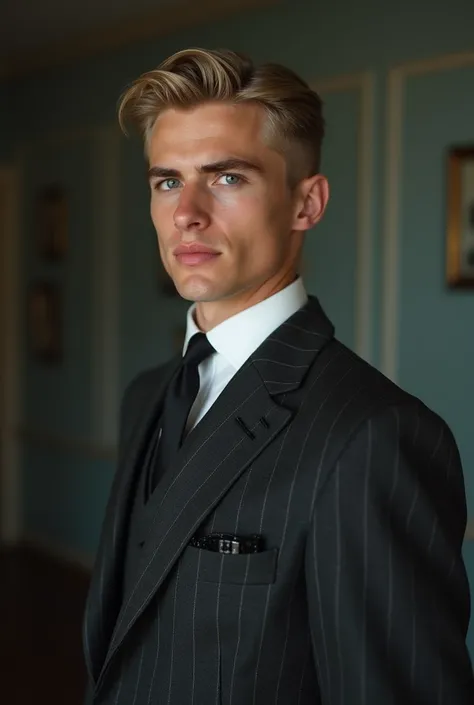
[250,294,335,396]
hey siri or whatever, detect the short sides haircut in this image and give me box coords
[118,48,325,184]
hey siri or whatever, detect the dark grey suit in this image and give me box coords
[83,296,474,704]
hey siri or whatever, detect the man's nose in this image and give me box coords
[173,185,211,232]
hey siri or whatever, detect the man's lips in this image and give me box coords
[173,243,220,266]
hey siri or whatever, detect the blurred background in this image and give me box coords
[0,0,473,702]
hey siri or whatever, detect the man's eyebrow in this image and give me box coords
[147,158,263,181]
[198,158,264,174]
[148,166,180,181]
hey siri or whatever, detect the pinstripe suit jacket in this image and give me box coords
[83,295,474,704]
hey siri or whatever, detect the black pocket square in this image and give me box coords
[189,532,264,554]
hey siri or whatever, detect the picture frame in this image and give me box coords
[27,280,62,364]
[37,185,68,262]
[446,145,474,289]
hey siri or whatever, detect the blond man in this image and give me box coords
[83,49,474,704]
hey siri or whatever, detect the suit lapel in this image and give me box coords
[250,295,335,394]
[96,295,335,690]
[84,357,179,684]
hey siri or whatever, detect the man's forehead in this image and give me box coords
[151,102,267,141]
[148,104,278,168]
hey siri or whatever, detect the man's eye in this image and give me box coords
[157,178,180,191]
[218,173,241,186]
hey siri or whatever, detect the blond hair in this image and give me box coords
[118,48,325,183]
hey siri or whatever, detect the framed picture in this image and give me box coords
[27,281,62,364]
[446,145,474,288]
[37,185,68,262]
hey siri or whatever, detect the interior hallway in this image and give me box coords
[0,544,89,705]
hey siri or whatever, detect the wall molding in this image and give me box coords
[91,127,122,447]
[381,51,474,382]
[0,165,23,544]
[18,123,122,453]
[0,0,280,80]
[314,71,376,363]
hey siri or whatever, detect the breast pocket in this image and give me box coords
[179,545,278,586]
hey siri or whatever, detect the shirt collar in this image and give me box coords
[183,277,308,371]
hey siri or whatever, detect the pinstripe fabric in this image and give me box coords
[83,296,474,704]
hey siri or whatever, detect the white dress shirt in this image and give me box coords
[182,277,308,433]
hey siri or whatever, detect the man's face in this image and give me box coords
[148,102,326,318]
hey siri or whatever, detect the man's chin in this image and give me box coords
[176,282,221,303]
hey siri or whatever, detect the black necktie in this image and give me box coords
[150,332,214,492]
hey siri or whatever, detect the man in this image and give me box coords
[83,48,474,704]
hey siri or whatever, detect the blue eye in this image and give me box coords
[159,178,180,190]
[221,174,241,185]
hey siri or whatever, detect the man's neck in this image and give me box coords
[194,273,298,332]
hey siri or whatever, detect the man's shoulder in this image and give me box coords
[316,337,454,439]
[315,336,435,421]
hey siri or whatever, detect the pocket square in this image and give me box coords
[189,532,265,554]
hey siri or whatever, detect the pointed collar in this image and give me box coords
[183,276,309,371]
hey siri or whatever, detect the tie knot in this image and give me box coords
[183,332,214,368]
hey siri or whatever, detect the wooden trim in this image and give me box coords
[381,52,474,381]
[446,145,474,288]
[313,72,376,363]
[394,50,474,77]
[0,0,280,80]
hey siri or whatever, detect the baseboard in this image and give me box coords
[21,533,94,573]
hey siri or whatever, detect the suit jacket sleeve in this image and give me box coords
[305,401,474,704]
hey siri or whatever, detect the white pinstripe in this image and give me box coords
[307,369,360,520]
[297,632,312,705]
[146,604,160,705]
[334,462,344,705]
[228,467,253,703]
[167,562,181,705]
[215,555,225,705]
[228,556,251,705]
[250,432,289,705]
[131,645,144,705]
[252,585,272,705]
[274,576,299,703]
[190,549,202,705]
[266,338,320,352]
[360,419,372,705]
[113,658,123,705]
[282,322,327,337]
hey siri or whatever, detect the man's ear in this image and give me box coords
[292,174,329,232]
